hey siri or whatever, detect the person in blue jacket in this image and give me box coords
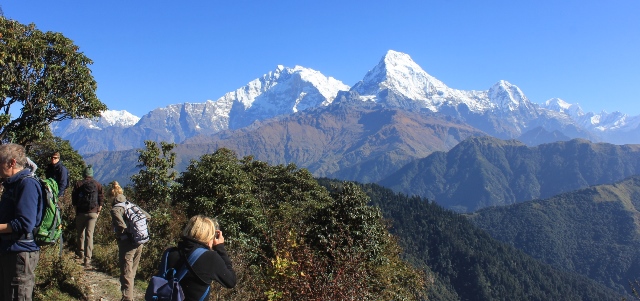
[0,143,43,301]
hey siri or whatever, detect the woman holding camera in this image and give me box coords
[162,215,237,300]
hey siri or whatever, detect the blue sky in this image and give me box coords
[3,1,639,117]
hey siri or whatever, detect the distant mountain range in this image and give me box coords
[54,65,349,155]
[58,50,640,195]
[84,102,485,185]
[55,50,640,156]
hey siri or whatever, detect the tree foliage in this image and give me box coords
[169,148,427,300]
[27,129,85,184]
[131,140,177,208]
[0,17,106,144]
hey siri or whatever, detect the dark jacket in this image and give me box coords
[0,169,42,253]
[162,238,237,301]
[71,177,104,213]
[45,161,68,197]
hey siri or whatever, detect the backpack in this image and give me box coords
[76,179,98,212]
[145,247,210,301]
[113,201,150,245]
[22,175,63,246]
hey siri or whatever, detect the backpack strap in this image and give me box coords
[12,173,44,239]
[175,247,210,301]
[113,201,131,209]
[175,247,208,281]
[112,201,130,240]
[179,248,209,286]
[159,247,177,277]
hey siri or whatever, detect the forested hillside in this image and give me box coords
[319,181,628,300]
[469,176,640,295]
[379,136,640,212]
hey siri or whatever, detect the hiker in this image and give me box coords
[111,190,150,301]
[71,165,104,269]
[158,215,236,300]
[45,151,69,197]
[0,143,43,301]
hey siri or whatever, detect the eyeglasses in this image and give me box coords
[51,157,60,159]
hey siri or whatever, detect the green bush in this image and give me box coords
[34,246,88,300]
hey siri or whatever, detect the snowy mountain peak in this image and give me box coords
[49,109,140,138]
[353,50,448,101]
[488,80,532,112]
[543,98,584,117]
[99,110,140,127]
[228,65,349,111]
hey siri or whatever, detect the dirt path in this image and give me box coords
[82,268,145,301]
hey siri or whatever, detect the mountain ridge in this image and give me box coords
[85,101,486,185]
[378,136,640,212]
[55,50,640,156]
[469,175,640,294]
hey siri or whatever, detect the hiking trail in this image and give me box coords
[72,255,145,301]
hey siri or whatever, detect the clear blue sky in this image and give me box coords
[3,1,639,117]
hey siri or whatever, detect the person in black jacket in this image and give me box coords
[44,151,68,197]
[162,215,236,301]
[71,165,104,269]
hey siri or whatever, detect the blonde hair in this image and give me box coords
[110,181,124,197]
[182,215,218,245]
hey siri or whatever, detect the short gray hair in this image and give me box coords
[0,143,27,169]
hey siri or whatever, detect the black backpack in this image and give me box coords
[77,180,98,212]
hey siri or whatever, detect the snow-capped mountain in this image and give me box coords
[51,110,139,137]
[351,50,490,112]
[53,66,349,154]
[543,98,584,117]
[351,51,538,118]
[54,49,640,155]
[542,98,640,135]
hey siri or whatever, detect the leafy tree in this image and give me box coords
[310,182,387,261]
[130,140,177,208]
[0,17,106,144]
[175,148,264,255]
[174,150,427,300]
[27,129,85,184]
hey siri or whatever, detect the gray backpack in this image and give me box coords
[114,201,150,245]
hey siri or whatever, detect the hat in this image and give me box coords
[115,194,127,203]
[83,165,94,177]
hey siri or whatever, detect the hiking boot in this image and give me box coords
[84,259,94,270]
[84,262,95,270]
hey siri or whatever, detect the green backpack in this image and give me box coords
[29,175,63,246]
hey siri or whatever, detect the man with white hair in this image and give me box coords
[0,143,43,301]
